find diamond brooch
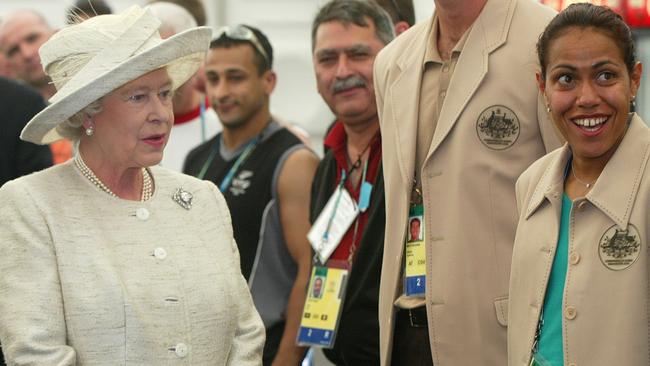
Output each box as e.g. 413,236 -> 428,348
172,188 -> 193,210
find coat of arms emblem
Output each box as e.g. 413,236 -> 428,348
599,224 -> 641,270
476,105 -> 520,150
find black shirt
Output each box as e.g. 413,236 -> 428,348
183,124 -> 302,279
0,77 -> 52,187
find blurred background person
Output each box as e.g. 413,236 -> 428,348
184,24 -> 318,366
148,0 -> 210,98
0,76 -> 52,187
0,17 -> 15,79
373,0 -> 414,35
65,0 -> 112,24
148,1 -> 221,172
0,9 -> 55,99
0,6 -> 264,365
147,0 -> 207,26
509,4 -> 649,366
0,9 -> 72,165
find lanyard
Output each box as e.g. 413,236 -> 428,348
199,98 -> 207,142
196,132 -> 262,190
217,138 -> 259,192
320,158 -> 371,265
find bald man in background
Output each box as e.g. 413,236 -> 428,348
0,10 -> 72,165
148,2 -> 221,171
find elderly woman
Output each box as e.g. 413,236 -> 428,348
0,6 -> 264,365
508,4 -> 648,366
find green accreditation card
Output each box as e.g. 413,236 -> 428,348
405,204 -> 425,297
297,261 -> 349,348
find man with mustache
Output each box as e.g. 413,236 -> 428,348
183,25 -> 319,366
308,1 -> 394,364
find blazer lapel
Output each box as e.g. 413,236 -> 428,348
588,115 -> 650,229
386,20 -> 432,185
426,0 -> 517,160
525,146 -> 570,220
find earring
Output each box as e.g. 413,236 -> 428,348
85,126 -> 94,136
631,95 -> 637,112
546,105 -> 551,113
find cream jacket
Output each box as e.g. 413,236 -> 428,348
0,161 -> 264,365
509,115 -> 650,366
373,0 -> 560,364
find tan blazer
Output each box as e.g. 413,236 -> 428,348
373,0 -> 560,364
509,115 -> 650,366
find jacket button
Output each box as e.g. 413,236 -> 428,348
577,201 -> 588,211
154,247 -> 167,260
174,343 -> 188,358
564,306 -> 577,320
569,252 -> 580,265
136,207 -> 150,220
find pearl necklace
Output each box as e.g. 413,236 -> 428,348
74,154 -> 153,201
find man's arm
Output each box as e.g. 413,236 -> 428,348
272,147 -> 320,366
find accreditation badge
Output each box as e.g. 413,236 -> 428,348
404,204 -> 426,297
307,186 -> 359,264
297,260 -> 349,348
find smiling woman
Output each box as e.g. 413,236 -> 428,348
0,5 -> 264,365
508,4 -> 650,366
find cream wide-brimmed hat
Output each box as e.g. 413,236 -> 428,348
21,5 -> 211,144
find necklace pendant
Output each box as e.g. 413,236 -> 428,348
173,187 -> 193,210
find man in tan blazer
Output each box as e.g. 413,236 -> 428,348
373,0 -> 561,364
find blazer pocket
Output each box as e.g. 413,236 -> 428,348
494,296 -> 508,326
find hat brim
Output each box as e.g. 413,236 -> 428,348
21,26 -> 212,144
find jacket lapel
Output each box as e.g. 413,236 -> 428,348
588,115 -> 650,229
386,20 -> 432,185
525,146 -> 570,220
426,0 -> 517,160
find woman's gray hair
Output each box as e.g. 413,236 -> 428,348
311,0 -> 395,51
55,99 -> 103,141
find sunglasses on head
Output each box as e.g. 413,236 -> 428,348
214,25 -> 270,65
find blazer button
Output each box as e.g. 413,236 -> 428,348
564,306 -> 577,320
154,247 -> 167,260
174,343 -> 188,358
569,252 -> 580,265
136,207 -> 150,221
